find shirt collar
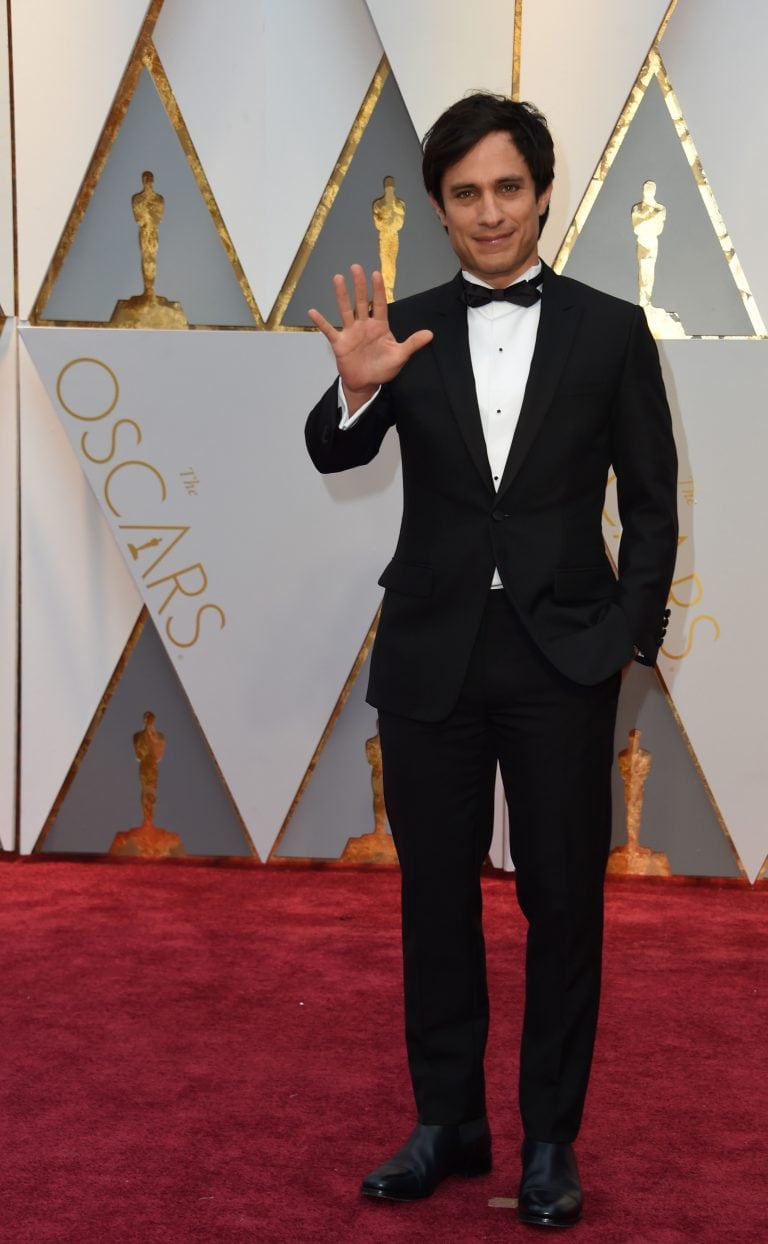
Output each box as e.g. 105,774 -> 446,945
460,260 -> 543,291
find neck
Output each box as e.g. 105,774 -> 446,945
462,259 -> 543,289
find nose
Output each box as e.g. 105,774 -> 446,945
477,190 -> 504,226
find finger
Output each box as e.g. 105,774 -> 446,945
401,328 -> 434,359
370,270 -> 389,320
307,307 -> 339,342
350,264 -> 371,320
333,273 -> 355,328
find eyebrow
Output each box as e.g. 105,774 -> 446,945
447,175 -> 525,194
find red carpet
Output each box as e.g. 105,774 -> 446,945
1,859 -> 765,1243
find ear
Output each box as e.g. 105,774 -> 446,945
428,193 -> 447,226
537,182 -> 553,214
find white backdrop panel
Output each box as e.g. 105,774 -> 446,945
24,329 -> 404,861
364,0 -> 514,142
660,0 -> 768,322
154,0 -> 383,321
18,335 -> 142,854
0,320 -> 17,850
0,2 -> 13,313
520,0 -> 670,261
655,341 -> 767,882
12,0 -> 148,318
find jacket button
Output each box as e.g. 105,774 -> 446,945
492,510 -> 507,522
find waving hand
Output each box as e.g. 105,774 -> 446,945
308,265 -> 433,415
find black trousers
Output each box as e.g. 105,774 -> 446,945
378,590 -> 620,1143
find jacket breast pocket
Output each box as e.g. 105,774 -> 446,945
378,560 -> 433,598
554,565 -> 617,603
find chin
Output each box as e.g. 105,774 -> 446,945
474,253 -> 518,274
480,266 -> 518,285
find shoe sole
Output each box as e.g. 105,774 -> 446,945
361,1161 -> 492,1202
518,1209 -> 582,1229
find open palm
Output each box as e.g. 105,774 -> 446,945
308,265 -> 433,409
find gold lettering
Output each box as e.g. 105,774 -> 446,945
56,357 -> 119,421
146,562 -> 208,614
81,418 -> 142,465
180,468 -> 200,496
679,478 -> 696,505
127,536 -> 162,560
118,524 -> 190,578
668,573 -> 704,609
104,460 -> 167,518
166,603 -> 226,649
662,614 -> 720,660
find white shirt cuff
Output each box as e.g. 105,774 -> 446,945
337,378 -> 381,429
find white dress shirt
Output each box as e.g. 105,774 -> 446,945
338,261 -> 543,588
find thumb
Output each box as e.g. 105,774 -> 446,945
401,329 -> 434,359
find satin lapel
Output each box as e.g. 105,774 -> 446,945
430,274 -> 494,491
496,266 -> 582,499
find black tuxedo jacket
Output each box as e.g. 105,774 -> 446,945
306,265 -> 678,721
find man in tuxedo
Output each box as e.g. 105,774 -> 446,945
305,93 -> 678,1229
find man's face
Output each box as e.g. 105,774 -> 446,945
430,131 -> 552,287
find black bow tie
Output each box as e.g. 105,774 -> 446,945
461,276 -> 542,308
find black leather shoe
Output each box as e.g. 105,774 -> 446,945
361,1119 -> 492,1201
518,1139 -> 583,1228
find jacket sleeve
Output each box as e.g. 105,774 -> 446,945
305,379 -> 396,475
611,305 -> 679,665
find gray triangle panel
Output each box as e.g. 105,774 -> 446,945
41,69 -> 254,326
563,76 -> 752,337
274,645 -> 392,859
40,617 -> 253,856
610,663 -> 741,877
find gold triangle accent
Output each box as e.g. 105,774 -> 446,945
554,17 -> 765,339
511,0 -> 523,102
267,58 -> 390,330
29,0 -> 263,329
33,606 -> 260,858
655,0 -> 679,45
6,0 -> 19,319
553,0 -> 674,278
268,606 -> 380,861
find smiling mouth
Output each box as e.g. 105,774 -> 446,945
475,234 -> 512,246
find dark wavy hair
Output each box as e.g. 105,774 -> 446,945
422,93 -> 555,235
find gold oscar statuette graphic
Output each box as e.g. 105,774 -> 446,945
631,180 -> 687,340
607,728 -> 671,877
111,171 -> 188,328
372,176 -> 405,303
110,711 -> 186,858
341,724 -> 399,865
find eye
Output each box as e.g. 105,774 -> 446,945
500,182 -> 520,194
